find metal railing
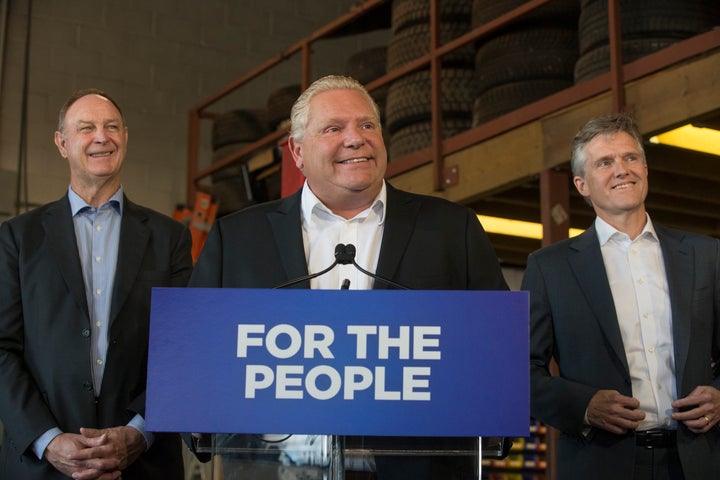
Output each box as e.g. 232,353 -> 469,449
185,0 -> 720,205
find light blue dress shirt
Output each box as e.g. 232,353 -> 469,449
33,187 -> 152,459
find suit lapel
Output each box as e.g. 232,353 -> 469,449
109,196 -> 150,323
656,226 -> 692,390
568,226 -> 630,373
42,196 -> 89,319
267,191 -> 309,285
374,184 -> 420,289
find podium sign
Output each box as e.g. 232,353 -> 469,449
146,288 -> 528,437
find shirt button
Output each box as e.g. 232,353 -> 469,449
96,289 -> 102,295
96,359 -> 103,366
95,256 -> 102,262
96,322 -> 101,328
96,225 -> 102,232
648,346 -> 655,353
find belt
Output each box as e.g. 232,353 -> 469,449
635,429 -> 677,448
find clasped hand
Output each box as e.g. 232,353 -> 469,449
45,426 -> 145,480
586,389 -> 645,434
671,385 -> 720,433
587,386 -> 720,435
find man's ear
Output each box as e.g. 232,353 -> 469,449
287,136 -> 303,171
54,131 -> 68,158
573,175 -> 587,196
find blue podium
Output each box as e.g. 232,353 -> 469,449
147,288 -> 529,479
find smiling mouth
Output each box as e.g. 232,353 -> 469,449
89,152 -> 114,158
338,157 -> 369,165
612,182 -> 635,190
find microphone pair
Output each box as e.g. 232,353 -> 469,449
334,243 -> 356,265
274,243 -> 409,290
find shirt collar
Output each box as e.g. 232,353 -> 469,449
595,213 -> 657,246
68,186 -> 123,216
300,180 -> 386,224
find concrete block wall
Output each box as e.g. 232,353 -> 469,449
0,0 -> 390,217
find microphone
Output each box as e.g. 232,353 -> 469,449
273,244 -> 354,289
344,244 -> 410,290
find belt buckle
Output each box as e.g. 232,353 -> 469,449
637,429 -> 671,449
644,430 -> 662,449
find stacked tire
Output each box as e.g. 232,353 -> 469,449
471,0 -> 579,126
345,46 -> 390,145
575,0 -> 720,83
266,84 -> 301,132
385,0 -> 476,160
210,109 -> 268,216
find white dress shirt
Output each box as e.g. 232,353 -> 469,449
300,181 -> 386,290
596,214 -> 677,430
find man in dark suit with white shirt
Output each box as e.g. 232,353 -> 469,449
189,75 -> 508,479
523,113 -> 720,479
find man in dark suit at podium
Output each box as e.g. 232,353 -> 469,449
189,75 -> 508,479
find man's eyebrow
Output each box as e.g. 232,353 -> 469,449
75,118 -> 122,125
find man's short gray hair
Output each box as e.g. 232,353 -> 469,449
570,112 -> 645,178
57,88 -> 125,133
289,75 -> 381,142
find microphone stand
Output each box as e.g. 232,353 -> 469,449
273,244 -> 354,289
273,244 -> 410,290
344,244 -> 410,290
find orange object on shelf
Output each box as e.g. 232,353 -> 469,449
174,191 -> 218,264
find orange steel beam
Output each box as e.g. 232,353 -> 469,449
185,0 -> 392,202
186,0 -> 720,202
189,0 -> 390,114
386,28 -> 720,179
301,43 -> 311,90
193,129 -> 288,183
186,0 -> 558,200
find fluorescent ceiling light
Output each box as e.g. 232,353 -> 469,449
477,215 -> 584,240
649,124 -> 720,156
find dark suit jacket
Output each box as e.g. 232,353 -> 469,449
523,223 -> 720,480
190,183 -> 507,291
0,194 -> 193,479
188,184 -> 508,478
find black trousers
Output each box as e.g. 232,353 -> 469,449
633,445 -> 684,480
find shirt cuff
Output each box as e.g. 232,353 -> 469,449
33,428 -> 63,459
128,414 -> 154,450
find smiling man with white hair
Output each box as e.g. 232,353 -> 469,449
189,75 -> 508,479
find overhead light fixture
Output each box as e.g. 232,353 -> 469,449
477,215 -> 584,240
648,124 -> 720,156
